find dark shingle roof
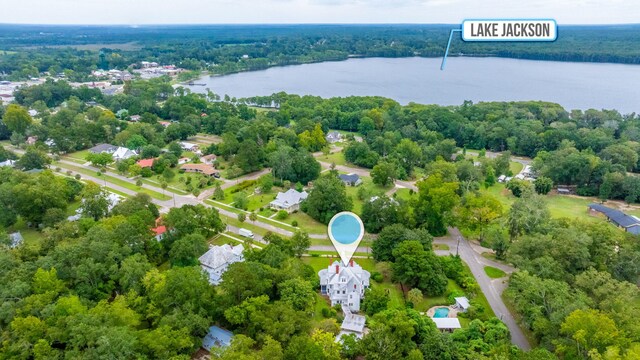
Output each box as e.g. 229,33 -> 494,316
339,173 -> 360,183
589,203 -> 640,228
89,143 -> 117,153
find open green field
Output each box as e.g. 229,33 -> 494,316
317,151 -> 348,166
144,170 -> 218,195
65,150 -> 91,162
286,211 -> 327,234
221,184 -> 279,212
143,177 -> 190,195
484,266 -> 507,279
482,183 -> 598,222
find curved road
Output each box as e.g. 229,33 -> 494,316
445,228 -> 530,350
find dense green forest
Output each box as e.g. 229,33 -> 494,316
2,78 -> 640,359
1,24 -> 640,81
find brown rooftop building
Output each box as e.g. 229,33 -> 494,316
180,163 -> 216,176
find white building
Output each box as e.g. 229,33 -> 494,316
199,244 -> 244,285
8,232 -> 24,248
432,318 -> 461,332
319,260 -> 370,312
454,296 -> 470,312
270,189 -> 308,213
180,142 -> 199,151
113,147 -> 137,161
326,131 -> 342,143
0,160 -> 16,168
336,306 -> 366,342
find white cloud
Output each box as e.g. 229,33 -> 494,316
0,0 -> 637,24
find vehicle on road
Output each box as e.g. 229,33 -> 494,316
238,228 -> 254,238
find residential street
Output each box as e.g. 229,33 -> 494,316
444,228 -> 530,350
16,144 -> 529,349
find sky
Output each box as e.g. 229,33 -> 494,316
0,0 -> 638,25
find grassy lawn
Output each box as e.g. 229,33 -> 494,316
306,251 -> 371,257
344,176 -> 392,215
210,234 -> 242,247
142,177 -> 190,195
412,279 -> 463,312
433,243 -> 450,251
65,200 -> 82,216
221,184 -> 279,211
312,293 -> 333,322
285,212 -> 327,234
55,162 -> 170,200
394,188 -> 417,202
66,150 -> 91,162
7,218 -> 44,251
318,151 -> 348,166
482,183 -> 599,222
143,171 -> 220,195
484,266 -> 507,279
510,161 -> 524,175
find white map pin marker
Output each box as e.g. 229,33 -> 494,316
328,211 -> 364,264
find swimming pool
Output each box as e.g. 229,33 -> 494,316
433,307 -> 450,318
329,212 -> 363,245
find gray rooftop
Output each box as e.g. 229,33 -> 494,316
339,173 -> 360,183
89,143 -> 118,154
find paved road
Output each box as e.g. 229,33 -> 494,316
53,159 -> 309,239
446,227 -> 530,350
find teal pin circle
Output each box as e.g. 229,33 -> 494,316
328,212 -> 364,245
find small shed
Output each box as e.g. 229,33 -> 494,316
8,232 -> 24,248
202,326 -> 233,351
454,296 -> 470,312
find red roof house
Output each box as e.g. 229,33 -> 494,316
136,158 -> 155,168
151,218 -> 167,241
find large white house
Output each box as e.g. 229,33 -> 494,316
199,244 -> 244,285
113,147 -> 137,161
319,260 -> 370,312
270,189 -> 308,213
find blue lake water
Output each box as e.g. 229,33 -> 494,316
186,57 -> 640,114
329,213 -> 363,245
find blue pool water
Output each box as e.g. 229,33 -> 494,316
329,213 -> 363,244
433,307 -> 450,318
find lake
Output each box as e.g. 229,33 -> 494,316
185,57 -> 640,114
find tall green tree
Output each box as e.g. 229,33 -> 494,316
3,104 -> 33,134
391,240 -> 447,296
301,174 -> 352,224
